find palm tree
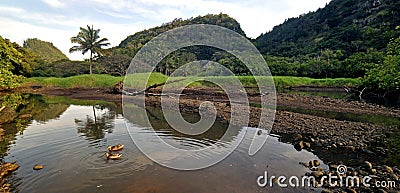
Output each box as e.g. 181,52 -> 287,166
69,25 -> 110,75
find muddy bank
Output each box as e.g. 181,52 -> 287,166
16,86 -> 400,118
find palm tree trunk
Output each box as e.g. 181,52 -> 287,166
90,51 -> 93,75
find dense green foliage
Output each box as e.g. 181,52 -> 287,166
254,0 -> 400,57
362,35 -> 400,96
70,25 -> 110,75
107,14 -> 250,76
252,0 -> 400,80
0,36 -> 38,89
113,13 -> 246,57
23,38 -> 68,63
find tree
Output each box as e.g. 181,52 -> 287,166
0,36 -> 31,90
69,25 -> 110,75
362,33 -> 400,97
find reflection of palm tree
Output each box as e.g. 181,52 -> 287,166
75,105 -> 115,141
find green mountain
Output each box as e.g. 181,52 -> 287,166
254,0 -> 400,57
23,38 -> 68,63
104,13 -> 251,75
113,13 -> 246,57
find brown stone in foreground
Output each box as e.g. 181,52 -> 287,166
0,162 -> 20,178
33,164 -> 44,170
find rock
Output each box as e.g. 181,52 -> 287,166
294,141 -> 304,151
376,189 -> 387,193
311,132 -> 318,137
313,160 -> 321,167
321,189 -> 334,193
389,174 -> 398,181
304,142 -> 311,148
383,165 -> 393,173
311,171 -> 324,178
344,146 -> 356,152
346,188 -> 357,193
18,114 -> 32,119
293,134 -> 302,141
329,164 -> 338,171
0,162 -> 20,178
370,169 -> 377,174
362,161 -> 373,170
33,164 -> 44,170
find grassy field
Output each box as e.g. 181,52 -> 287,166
24,73 -> 360,90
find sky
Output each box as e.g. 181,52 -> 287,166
0,0 -> 330,60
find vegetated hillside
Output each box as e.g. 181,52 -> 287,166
23,38 -> 68,63
254,0 -> 400,57
112,13 -> 246,57
106,13 -> 253,76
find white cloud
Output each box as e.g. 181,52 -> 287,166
41,0 -> 65,8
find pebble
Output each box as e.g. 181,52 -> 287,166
383,165 -> 393,173
293,134 -> 302,141
389,173 -> 398,181
362,161 -> 373,170
294,141 -> 304,151
33,164 -> 44,170
345,188 -> 357,193
321,189 -> 334,193
304,142 -> 311,148
344,146 -> 355,152
311,171 -> 324,178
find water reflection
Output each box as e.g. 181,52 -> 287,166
1,94 -> 329,193
75,105 -> 116,141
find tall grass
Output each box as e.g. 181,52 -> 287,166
26,74 -> 123,88
25,74 -> 360,90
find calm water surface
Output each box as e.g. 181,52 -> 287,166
3,95 -> 325,193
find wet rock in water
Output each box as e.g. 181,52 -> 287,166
0,162 -> 20,178
309,160 -> 321,168
33,164 -> 44,170
313,160 -> 321,167
293,134 -> 302,141
362,161 -> 373,170
294,141 -> 304,151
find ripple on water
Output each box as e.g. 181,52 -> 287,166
79,146 -> 153,179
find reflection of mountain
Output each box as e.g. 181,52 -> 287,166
33,103 -> 69,123
75,105 -> 116,141
123,104 -> 241,145
0,93 -> 71,157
